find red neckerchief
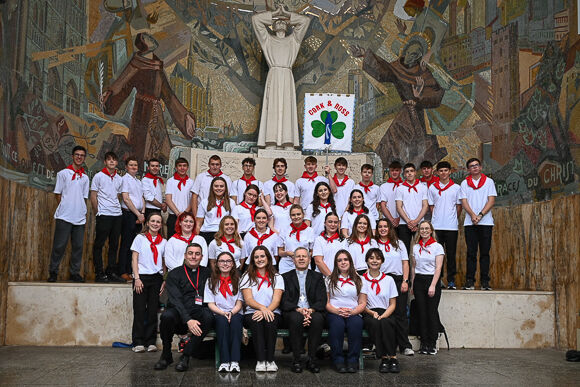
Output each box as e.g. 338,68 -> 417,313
377,238 -> 391,252
419,237 -> 436,255
387,177 -> 402,190
354,236 -> 371,253
215,200 -> 224,217
173,172 -> 189,191
338,277 -> 354,287
434,180 -> 454,196
256,272 -> 272,290
420,175 -> 439,187
272,175 -> 288,183
301,171 -> 318,182
275,201 -> 292,208
290,222 -> 308,241
333,174 -> 349,187
466,174 -> 487,190
172,233 -> 195,244
320,202 -> 331,213
145,233 -> 163,265
208,169 -> 223,178
145,172 -> 163,187
221,236 -> 236,253
219,276 -> 233,297
359,181 -> 374,193
322,231 -> 340,243
353,208 -> 365,215
241,201 -> 256,221
102,167 -> 116,180
403,179 -> 419,193
249,228 -> 275,246
67,165 -> 84,180
240,175 -> 256,186
364,272 -> 386,295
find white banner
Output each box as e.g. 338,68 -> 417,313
302,93 -> 355,152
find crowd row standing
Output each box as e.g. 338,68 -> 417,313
48,146 -> 497,373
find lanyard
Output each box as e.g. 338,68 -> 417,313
184,266 -> 200,293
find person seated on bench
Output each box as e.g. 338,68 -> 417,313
326,250 -> 368,373
154,243 -> 214,372
204,251 -> 243,373
240,246 -> 285,372
281,247 -> 327,373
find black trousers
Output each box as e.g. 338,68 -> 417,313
49,219 -> 85,276
118,210 -> 140,276
166,214 -> 178,239
464,225 -> 493,283
284,311 -> 325,362
396,226 -> 416,255
132,273 -> 163,346
363,308 -> 396,357
387,274 -> 412,351
159,306 -> 215,358
413,274 -> 441,347
199,231 -> 216,246
436,230 -> 458,283
93,215 -> 122,275
144,208 -> 161,220
244,313 -> 281,362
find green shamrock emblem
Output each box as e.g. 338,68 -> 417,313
311,111 -> 346,144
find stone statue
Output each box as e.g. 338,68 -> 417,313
252,6 -> 310,150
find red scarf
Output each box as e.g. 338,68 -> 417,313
208,169 -> 223,178
272,175 -> 288,183
221,237 -> 236,253
256,272 -> 271,290
290,222 -> 308,241
419,237 -> 436,255
364,272 -> 386,295
219,276 -> 233,297
353,208 -> 365,216
172,233 -> 195,244
338,277 -> 354,287
102,167 -> 116,180
241,201 -> 256,221
240,175 -> 256,186
67,165 -> 84,180
145,172 -> 163,187
215,200 -> 224,217
146,233 -> 163,265
359,181 -> 374,193
173,172 -> 189,191
420,175 -> 439,187
403,179 -> 419,193
466,174 -> 487,190
377,239 -> 391,252
301,171 -> 318,182
333,174 -> 349,187
354,236 -> 371,253
322,232 -> 340,243
250,228 -> 275,246
275,201 -> 292,208
434,180 -> 454,196
387,177 -> 402,190
320,202 -> 331,213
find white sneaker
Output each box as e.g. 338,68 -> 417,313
403,348 -> 415,356
230,362 -> 240,373
255,361 -> 267,372
218,363 -> 230,372
266,361 -> 278,372
132,345 -> 145,353
147,345 -> 157,352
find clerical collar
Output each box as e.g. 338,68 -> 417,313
296,269 -> 308,276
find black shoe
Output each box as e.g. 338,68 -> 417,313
336,364 -> 347,373
481,282 -> 492,291
419,343 -> 428,354
154,355 -> 174,370
346,364 -> 357,373
70,274 -> 85,283
95,273 -> 109,283
306,360 -> 320,373
47,272 -> 57,283
175,355 -> 190,372
282,346 -> 292,354
108,273 -> 125,283
291,362 -> 303,373
463,280 -> 474,290
379,359 -> 389,373
389,358 -> 400,373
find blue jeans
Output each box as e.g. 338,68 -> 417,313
327,312 -> 363,367
214,313 -> 243,363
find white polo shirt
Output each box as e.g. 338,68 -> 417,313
270,202 -> 292,232
340,211 -> 377,236
363,272 -> 398,310
278,225 -> 315,274
208,239 -> 244,268
204,281 -> 242,313
412,241 -> 445,275
231,203 -> 262,233
305,204 -> 334,235
130,233 -> 166,275
142,175 -> 164,210
346,238 -> 378,271
326,274 -> 367,309
380,180 -> 403,219
242,228 -> 281,260
121,173 -> 144,211
357,182 -> 381,219
164,234 -> 208,271
240,272 -> 285,314
394,181 -> 428,225
459,175 -> 497,226
165,175 -> 194,214
332,176 -> 355,216
91,170 -> 122,216
428,182 -> 461,231
294,175 -> 329,209
312,234 -> 347,274
378,240 -> 408,275
197,198 -> 236,232
231,177 -> 264,204
191,171 -> 233,202
264,178 -> 296,205
53,168 -> 90,225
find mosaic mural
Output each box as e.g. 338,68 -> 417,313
0,0 -> 578,204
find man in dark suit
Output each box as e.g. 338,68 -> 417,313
281,247 -> 327,373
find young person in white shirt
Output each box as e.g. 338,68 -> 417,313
142,158 -> 167,219
240,246 -> 285,372
340,189 -> 376,238
428,161 -> 461,289
190,155 -> 233,216
395,163 -> 428,253
419,160 -> 439,188
117,156 -> 145,282
242,209 -> 280,265
346,214 -> 378,274
313,212 -> 347,276
232,184 -> 271,237
379,161 -> 404,230
357,163 -> 381,220
165,211 -> 208,271
411,221 -> 444,355
294,156 -> 329,210
195,176 -> 236,245
269,182 -> 293,232
459,157 -> 497,290
204,251 -> 243,373
325,250 -> 367,373
231,157 -> 264,204
208,216 -> 244,269
328,157 -> 355,216
165,157 -> 194,237
264,158 -> 296,205
90,151 -> 123,283
48,145 -> 90,283
304,182 -> 337,235
130,213 -> 166,353
362,248 -> 400,373
278,205 -> 315,274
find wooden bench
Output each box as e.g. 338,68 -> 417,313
206,329 -> 370,370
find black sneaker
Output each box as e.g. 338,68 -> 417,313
70,274 -> 85,283
388,358 -> 400,373
95,273 -> 109,283
481,282 -> 492,290
463,280 -> 475,290
418,343 -> 428,354
378,358 -> 389,373
427,346 -> 438,355
47,272 -> 57,283
108,273 -> 126,283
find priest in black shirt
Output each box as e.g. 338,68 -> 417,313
154,243 -> 214,371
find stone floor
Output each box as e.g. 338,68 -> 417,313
0,346 -> 578,386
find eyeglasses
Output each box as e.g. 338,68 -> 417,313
217,260 -> 234,265
73,153 -> 86,158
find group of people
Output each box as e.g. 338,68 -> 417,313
48,147 -> 497,374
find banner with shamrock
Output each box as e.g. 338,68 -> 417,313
302,93 -> 355,152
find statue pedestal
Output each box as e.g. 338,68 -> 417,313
257,148 -> 302,160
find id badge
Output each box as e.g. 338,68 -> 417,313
195,296 -> 203,305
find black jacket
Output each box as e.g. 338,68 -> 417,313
165,264 -> 211,324
281,269 -> 327,313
